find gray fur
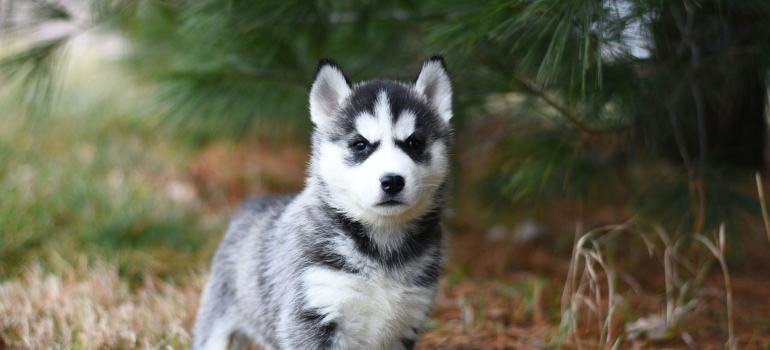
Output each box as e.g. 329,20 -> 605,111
193,57 -> 452,350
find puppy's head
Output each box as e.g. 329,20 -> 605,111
308,56 -> 453,226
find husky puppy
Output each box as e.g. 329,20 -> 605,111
192,56 -> 453,350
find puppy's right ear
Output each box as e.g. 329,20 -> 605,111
309,59 -> 352,127
414,55 -> 452,123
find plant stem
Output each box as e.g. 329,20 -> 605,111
696,226 -> 735,349
755,172 -> 770,246
717,225 -> 735,350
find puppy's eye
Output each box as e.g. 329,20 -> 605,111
351,140 -> 369,152
407,137 -> 423,150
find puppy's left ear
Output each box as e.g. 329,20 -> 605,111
414,55 -> 453,123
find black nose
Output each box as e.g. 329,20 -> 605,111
380,174 -> 405,195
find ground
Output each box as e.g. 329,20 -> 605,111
4,137 -> 769,349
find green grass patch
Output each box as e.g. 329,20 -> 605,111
0,44 -> 226,281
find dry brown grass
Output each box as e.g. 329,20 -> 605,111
1,242 -> 768,350
0,258 -> 203,349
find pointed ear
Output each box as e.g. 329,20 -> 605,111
414,55 -> 452,123
309,59 -> 352,127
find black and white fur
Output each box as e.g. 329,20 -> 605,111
192,56 -> 453,350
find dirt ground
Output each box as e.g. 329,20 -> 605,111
419,233 -> 770,349
186,140 -> 770,349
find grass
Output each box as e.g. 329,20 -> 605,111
696,225 -> 735,350
0,259 -> 203,349
0,41 -> 227,281
556,220 -> 721,349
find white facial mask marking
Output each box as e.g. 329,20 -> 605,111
392,111 -> 415,141
316,89 -> 447,227
355,113 -> 380,143
354,92 -> 401,144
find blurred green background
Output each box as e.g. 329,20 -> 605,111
2,0 -> 770,290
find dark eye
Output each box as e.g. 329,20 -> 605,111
407,137 -> 423,150
351,139 -> 369,152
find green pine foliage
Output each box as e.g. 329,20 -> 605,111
3,0 -> 770,236
116,0 -> 438,140
432,0 -> 770,234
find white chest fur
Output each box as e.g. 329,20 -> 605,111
301,267 -> 434,349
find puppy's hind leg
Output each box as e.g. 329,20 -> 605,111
191,306 -> 242,350
192,273 -> 242,350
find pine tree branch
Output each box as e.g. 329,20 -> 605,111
516,76 -> 605,135
665,88 -> 693,170
690,82 -> 708,162
671,1 -> 707,163
161,70 -> 307,87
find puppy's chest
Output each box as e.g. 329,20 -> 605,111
302,266 -> 434,346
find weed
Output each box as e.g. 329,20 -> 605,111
556,220 -> 735,349
696,225 -> 735,350
756,172 -> 770,246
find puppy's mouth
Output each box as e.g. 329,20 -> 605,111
377,200 -> 405,207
